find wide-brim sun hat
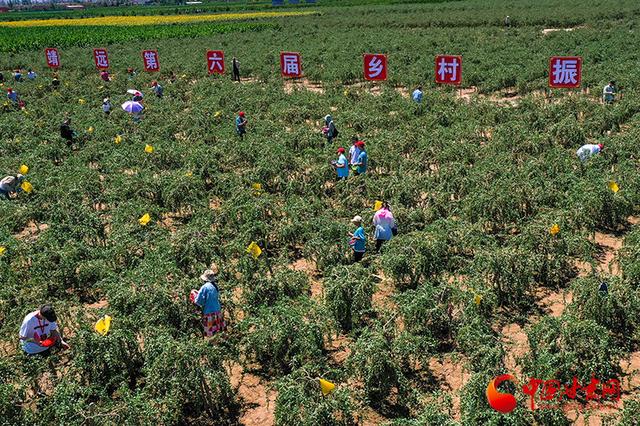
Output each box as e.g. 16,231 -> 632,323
200,269 -> 217,282
351,215 -> 363,223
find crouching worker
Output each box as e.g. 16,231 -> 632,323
191,268 -> 226,338
19,305 -> 70,355
0,174 -> 24,200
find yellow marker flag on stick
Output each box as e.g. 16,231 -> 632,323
252,183 -> 263,195
214,110 -> 222,118
20,181 -> 33,193
549,224 -> 560,236
87,126 -> 94,134
19,164 -> 29,175
374,200 -> 383,211
139,213 -> 151,226
246,242 -> 262,259
319,378 -> 336,395
114,135 -> 122,144
144,144 -> 154,154
95,315 -> 112,336
0,246 -> 6,256
608,181 -> 620,193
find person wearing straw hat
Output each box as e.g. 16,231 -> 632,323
0,174 -> 24,200
191,268 -> 226,337
19,304 -> 70,355
323,114 -> 338,144
348,215 -> 366,262
332,147 -> 349,180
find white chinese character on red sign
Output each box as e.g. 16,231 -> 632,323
363,54 -> 387,81
207,50 -> 225,75
435,55 -> 462,85
549,56 -> 582,88
45,48 -> 60,68
280,52 -> 302,78
142,50 -> 160,72
93,49 -> 109,70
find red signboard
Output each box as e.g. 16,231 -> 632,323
207,50 -> 225,75
142,50 -> 160,72
93,48 -> 109,70
435,54 -> 462,85
280,52 -> 302,78
363,54 -> 387,81
549,56 -> 582,88
45,48 -> 60,69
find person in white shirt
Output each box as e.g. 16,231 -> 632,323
576,143 -> 603,162
102,97 -> 111,115
603,81 -> 617,104
0,173 -> 24,199
348,136 -> 362,166
19,305 -> 70,355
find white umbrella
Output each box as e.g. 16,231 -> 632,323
127,89 -> 143,98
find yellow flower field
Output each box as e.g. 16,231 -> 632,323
0,10 -> 317,28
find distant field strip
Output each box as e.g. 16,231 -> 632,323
0,10 -> 317,27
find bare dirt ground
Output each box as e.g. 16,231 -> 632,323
13,221 -> 49,241
429,354 -> 472,421
229,362 -> 277,426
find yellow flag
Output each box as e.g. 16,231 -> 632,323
343,89 -> 349,97
144,144 -> 154,154
608,181 -> 620,193
87,126 -> 94,134
319,378 -> 336,395
252,183 -> 263,195
139,213 -> 151,226
214,110 -> 222,118
185,171 -> 193,177
549,224 -> 560,236
374,200 -> 383,211
0,246 -> 6,256
95,315 -> 112,336
78,98 -> 86,105
246,241 -> 262,259
21,181 -> 33,193
474,294 -> 482,306
19,164 -> 29,175
114,135 -> 122,144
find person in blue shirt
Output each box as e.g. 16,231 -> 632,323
6,88 -> 18,104
151,81 -> 163,98
27,69 -> 37,81
412,86 -> 423,103
353,141 -> 368,175
13,69 -> 22,82
332,147 -> 349,180
348,215 -> 366,262
236,111 -> 247,139
192,268 -> 225,337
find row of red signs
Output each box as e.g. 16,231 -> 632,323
43,48 -> 584,89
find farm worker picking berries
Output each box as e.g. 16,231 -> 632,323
323,115 -> 338,144
7,88 -> 18,104
13,69 -> 22,82
132,91 -> 143,102
236,111 -> 248,139
603,81 -> 617,104
27,69 -> 37,81
348,136 -> 362,166
191,268 -> 226,338
412,86 -> 423,103
60,118 -> 77,147
51,75 -> 60,90
576,143 -> 603,162
0,174 -> 24,200
332,147 -> 349,180
352,141 -> 368,175
349,215 -> 366,262
127,67 -> 137,79
151,81 -> 163,98
102,97 -> 111,116
19,305 -> 70,355
100,70 -> 110,82
232,57 -> 241,82
373,202 -> 397,253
